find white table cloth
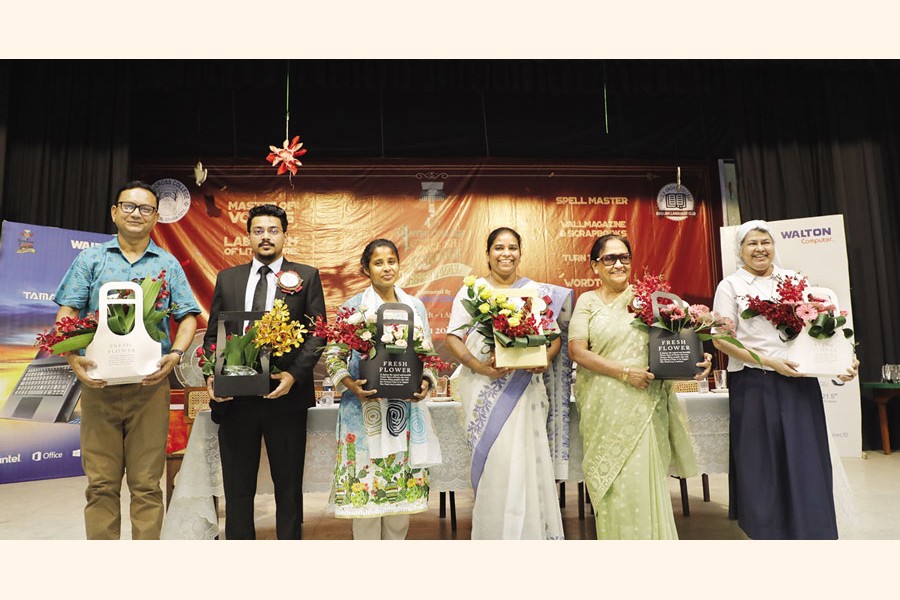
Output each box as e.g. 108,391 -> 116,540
161,392 -> 730,539
303,400 -> 471,493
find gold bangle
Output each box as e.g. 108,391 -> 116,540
622,367 -> 630,382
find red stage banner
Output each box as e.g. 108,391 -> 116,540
138,160 -> 720,374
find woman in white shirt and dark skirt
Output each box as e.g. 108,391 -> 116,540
712,220 -> 858,539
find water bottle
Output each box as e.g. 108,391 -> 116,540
321,376 -> 334,406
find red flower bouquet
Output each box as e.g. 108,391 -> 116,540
454,276 -> 559,351
741,274 -> 853,342
628,269 -> 758,376
36,270 -> 177,354
311,305 -> 452,373
629,269 -> 737,337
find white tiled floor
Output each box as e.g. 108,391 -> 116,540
1,451 -> 899,540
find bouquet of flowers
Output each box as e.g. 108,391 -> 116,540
196,299 -> 307,377
740,274 -> 853,342
454,275 -> 559,351
36,270 -> 177,354
310,305 -> 453,373
628,269 -> 759,365
629,269 -> 735,338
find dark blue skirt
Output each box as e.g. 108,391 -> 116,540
728,368 -> 838,539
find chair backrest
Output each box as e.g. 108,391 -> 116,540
671,380 -> 699,393
183,387 -> 211,423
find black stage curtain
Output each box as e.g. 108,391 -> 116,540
0,60 -> 130,233
727,62 -> 900,383
1,59 -> 898,385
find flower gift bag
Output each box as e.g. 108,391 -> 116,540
647,291 -> 704,380
358,303 -> 424,399
212,310 -> 271,397
786,286 -> 855,377
85,281 -> 162,385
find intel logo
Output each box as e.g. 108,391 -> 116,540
0,453 -> 22,464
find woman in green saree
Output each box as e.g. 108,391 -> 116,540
568,234 -> 710,539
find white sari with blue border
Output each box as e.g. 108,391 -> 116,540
447,277 -> 572,540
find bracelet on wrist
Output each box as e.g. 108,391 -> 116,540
621,366 -> 630,382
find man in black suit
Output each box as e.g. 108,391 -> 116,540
205,204 -> 326,539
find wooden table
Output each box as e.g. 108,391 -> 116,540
862,382 -> 900,454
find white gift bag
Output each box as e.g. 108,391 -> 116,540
786,286 -> 854,377
85,281 -> 162,385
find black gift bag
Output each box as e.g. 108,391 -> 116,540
357,303 -> 424,399
647,292 -> 703,380
213,310 -> 271,397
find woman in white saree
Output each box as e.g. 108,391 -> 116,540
446,227 -> 571,540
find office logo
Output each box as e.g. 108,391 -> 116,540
655,183 -> 697,222
151,178 -> 192,224
31,451 -> 65,462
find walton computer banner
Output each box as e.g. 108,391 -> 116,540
139,161 -> 721,370
720,215 -> 861,457
0,221 -> 111,483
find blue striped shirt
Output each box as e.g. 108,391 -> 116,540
54,236 -> 201,354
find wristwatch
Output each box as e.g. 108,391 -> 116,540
170,348 -> 185,363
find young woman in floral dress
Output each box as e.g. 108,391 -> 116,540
323,239 -> 441,540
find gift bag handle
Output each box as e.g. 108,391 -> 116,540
214,311 -> 271,377
377,303 -> 416,346
651,291 -> 688,321
804,286 -> 840,313
96,281 -> 148,339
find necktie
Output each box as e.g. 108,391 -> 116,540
251,265 -> 271,312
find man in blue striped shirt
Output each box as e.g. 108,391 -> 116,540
54,180 -> 200,540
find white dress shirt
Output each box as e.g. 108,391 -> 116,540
712,265 -> 801,372
244,257 -> 284,312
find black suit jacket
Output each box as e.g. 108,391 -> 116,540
205,259 -> 326,421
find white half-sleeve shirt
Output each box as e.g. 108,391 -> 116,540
712,265 -> 801,372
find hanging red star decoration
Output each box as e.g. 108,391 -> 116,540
266,135 -> 307,176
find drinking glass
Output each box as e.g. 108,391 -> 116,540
883,364 -> 892,383
892,365 -> 900,384
713,369 -> 727,390
696,378 -> 709,393
436,375 -> 449,397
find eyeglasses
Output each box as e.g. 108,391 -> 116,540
250,226 -> 284,237
595,253 -> 632,266
116,202 -> 157,217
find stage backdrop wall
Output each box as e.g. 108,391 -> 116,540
0,221 -> 110,483
138,160 -> 722,384
720,215 -> 861,457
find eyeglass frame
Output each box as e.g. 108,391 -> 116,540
593,253 -> 633,266
116,201 -> 158,217
249,226 -> 284,237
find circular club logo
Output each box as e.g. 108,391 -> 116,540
151,178 -> 191,224
655,183 -> 696,222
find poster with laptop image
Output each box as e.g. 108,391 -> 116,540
0,221 -> 109,483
